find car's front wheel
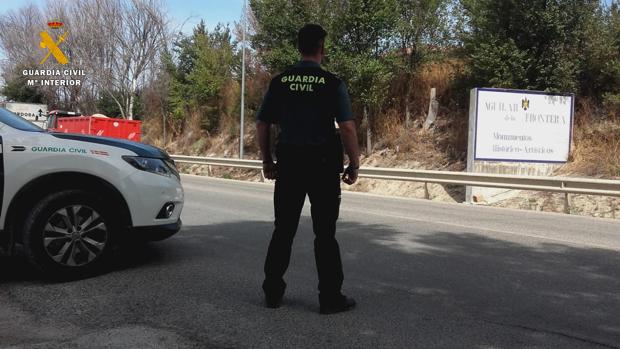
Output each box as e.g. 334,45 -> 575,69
22,190 -> 115,279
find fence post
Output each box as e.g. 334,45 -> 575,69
564,193 -> 571,214
424,88 -> 438,130
424,182 -> 430,200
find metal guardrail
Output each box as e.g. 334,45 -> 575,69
170,155 -> 620,198
172,155 -> 263,170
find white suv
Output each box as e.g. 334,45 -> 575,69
0,108 -> 183,278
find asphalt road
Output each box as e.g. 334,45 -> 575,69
1,174 -> 620,348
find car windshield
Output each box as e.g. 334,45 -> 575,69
0,107 -> 44,132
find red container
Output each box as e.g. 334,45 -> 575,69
55,116 -> 142,142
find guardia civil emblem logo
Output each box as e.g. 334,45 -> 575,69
39,19 -> 69,65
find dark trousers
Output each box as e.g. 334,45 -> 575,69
263,147 -> 344,299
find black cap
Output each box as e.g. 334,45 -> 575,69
298,24 -> 327,55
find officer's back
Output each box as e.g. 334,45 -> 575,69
267,63 -> 342,147
256,23 -> 359,315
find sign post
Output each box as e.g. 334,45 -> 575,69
466,88 -> 575,203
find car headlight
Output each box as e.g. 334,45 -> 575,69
123,156 -> 173,177
164,158 -> 181,180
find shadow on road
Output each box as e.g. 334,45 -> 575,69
0,242 -> 178,284
1,219 -> 619,348
175,219 -> 620,348
345,220 -> 620,348
137,217 -> 620,347
0,256 -> 40,283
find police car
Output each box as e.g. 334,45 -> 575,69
0,108 -> 183,278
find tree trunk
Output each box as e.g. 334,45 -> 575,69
404,79 -> 412,128
365,106 -> 372,156
128,95 -> 134,120
424,87 -> 438,130
106,89 -> 125,119
162,110 -> 167,146
128,79 -> 137,120
405,102 -> 411,129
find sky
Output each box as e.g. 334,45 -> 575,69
165,0 -> 244,34
0,0 -> 616,34
0,0 -> 244,33
0,0 -> 616,38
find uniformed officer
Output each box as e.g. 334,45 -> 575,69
256,24 -> 361,315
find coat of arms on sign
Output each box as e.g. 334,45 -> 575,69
521,98 -> 530,111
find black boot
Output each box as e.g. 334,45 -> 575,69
263,279 -> 285,309
265,295 -> 283,309
319,294 -> 356,314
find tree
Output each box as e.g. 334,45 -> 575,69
0,4 -> 41,67
601,2 -> 620,112
69,0 -> 168,119
0,4 -> 75,108
250,0 -> 330,72
167,22 -> 239,131
328,0 -> 397,154
460,0 -> 601,93
96,92 -> 124,117
394,0 -> 451,127
250,0 -> 399,153
0,0 -> 169,117
1,66 -> 44,103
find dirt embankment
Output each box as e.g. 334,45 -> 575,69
149,118 -> 618,220
143,62 -> 619,220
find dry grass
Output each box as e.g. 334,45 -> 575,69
410,60 -> 463,114
372,119 -> 465,170
143,60 -> 617,182
373,60 -> 467,171
140,112 -> 164,147
377,62 -> 619,178
567,123 -> 620,178
560,98 -> 620,179
139,61 -> 619,219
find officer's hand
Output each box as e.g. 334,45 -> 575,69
263,161 -> 277,180
342,165 -> 359,185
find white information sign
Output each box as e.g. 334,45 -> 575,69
474,88 -> 574,163
4,102 -> 48,120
